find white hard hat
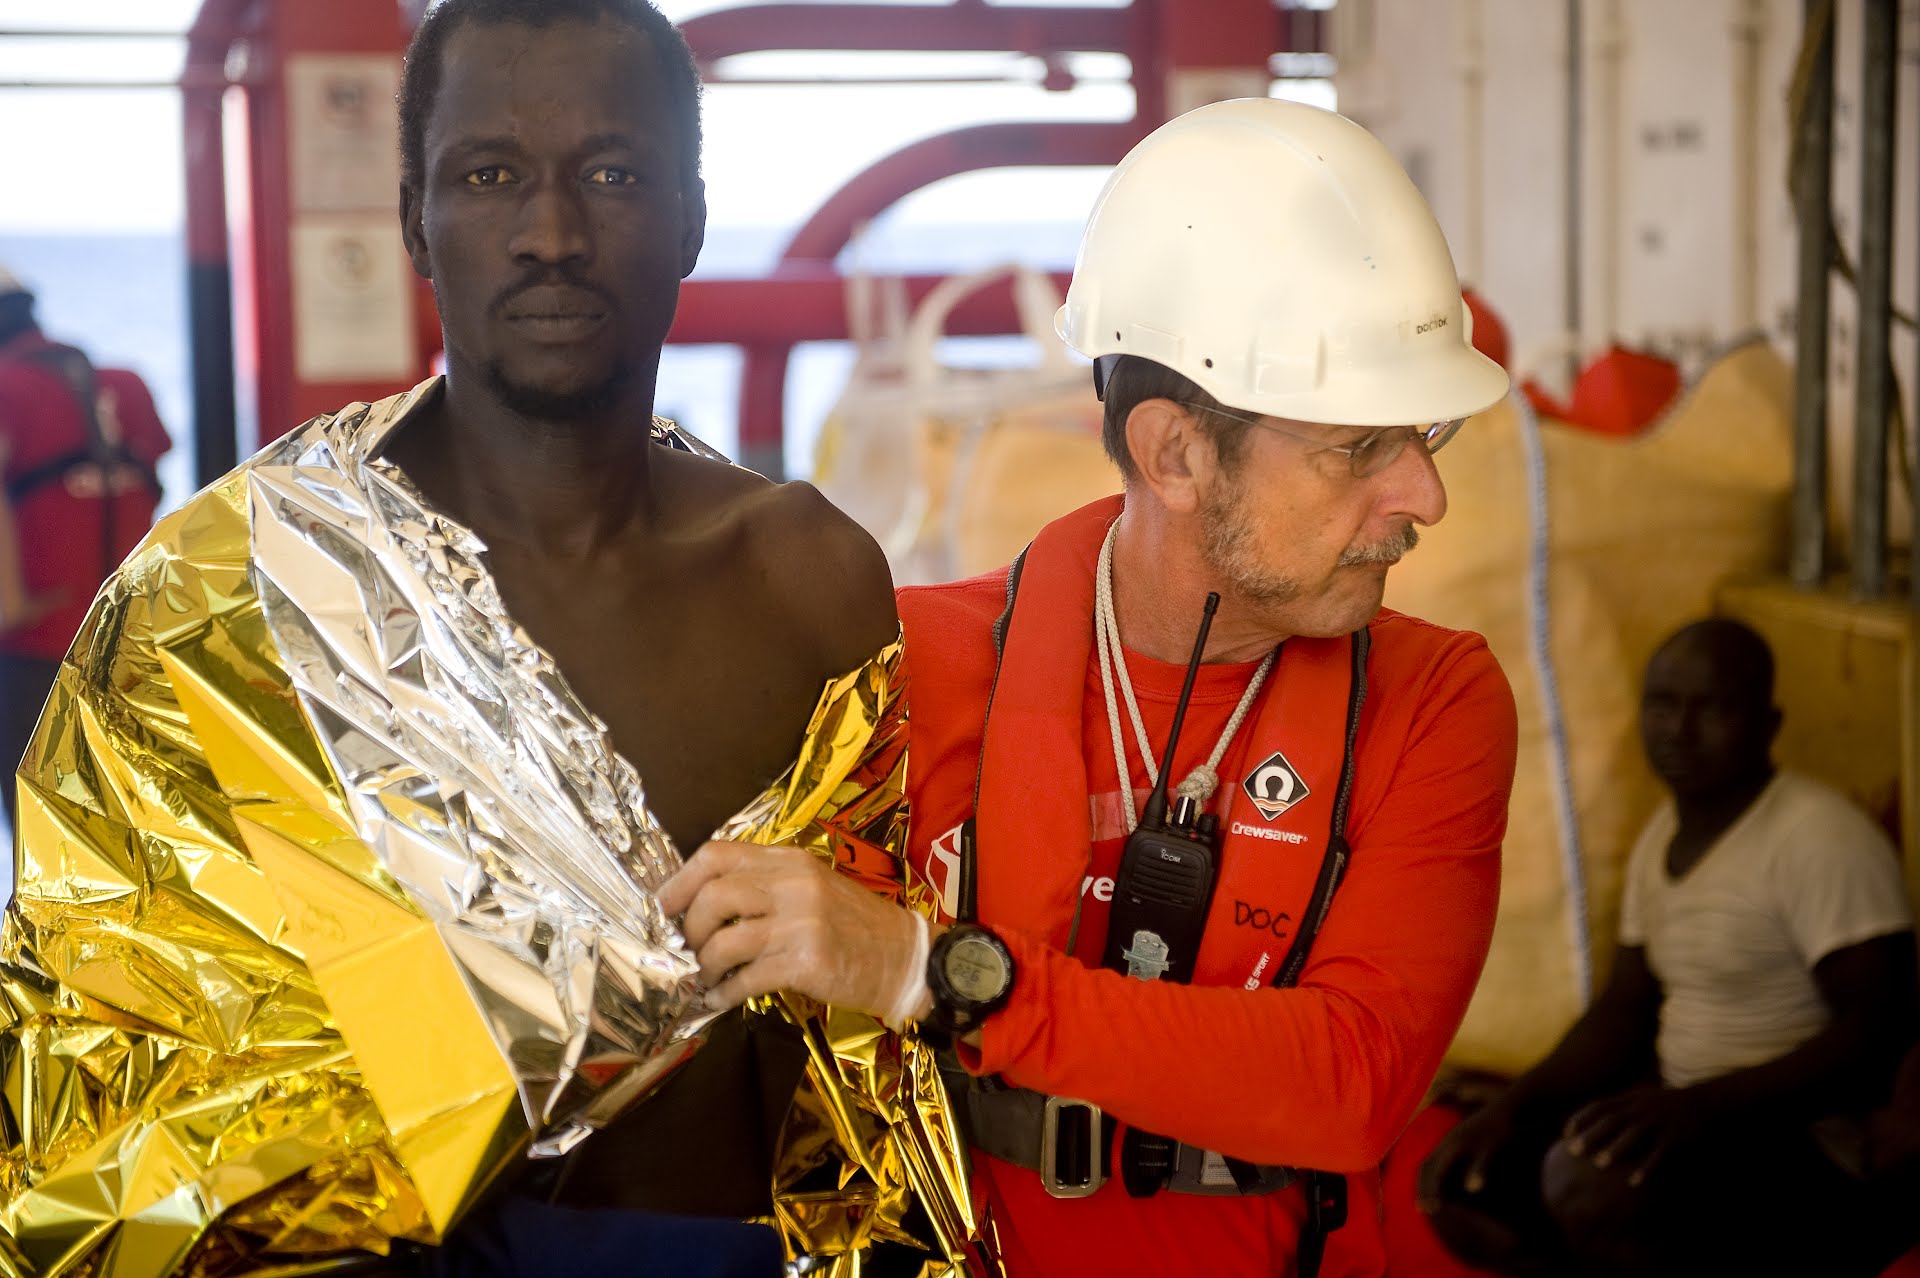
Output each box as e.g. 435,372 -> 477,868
0,264 -> 29,299
1056,98 -> 1510,427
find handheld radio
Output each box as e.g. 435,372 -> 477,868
1100,592 -> 1224,986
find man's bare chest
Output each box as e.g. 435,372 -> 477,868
506,580 -> 835,852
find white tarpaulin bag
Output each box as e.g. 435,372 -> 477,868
813,264 -> 1116,584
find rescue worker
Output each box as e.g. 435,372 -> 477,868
663,98 -> 1521,1276
0,264 -> 170,826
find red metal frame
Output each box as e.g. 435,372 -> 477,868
727,120 -> 1144,474
675,2 -> 1135,59
672,267 -> 1074,344
183,0 -> 1314,476
183,0 -> 243,480
227,0 -> 416,440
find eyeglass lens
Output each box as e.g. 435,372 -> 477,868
1352,420 -> 1464,477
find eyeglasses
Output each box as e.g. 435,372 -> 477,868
1179,403 -> 1465,479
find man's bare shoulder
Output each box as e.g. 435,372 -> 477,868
752,478 -> 899,671
657,448 -> 897,670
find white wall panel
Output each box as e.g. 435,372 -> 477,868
1337,0 -> 1917,554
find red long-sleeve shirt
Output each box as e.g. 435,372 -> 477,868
899,496 -> 1516,1277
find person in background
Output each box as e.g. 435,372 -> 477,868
0,264 -> 170,827
1419,617 -> 1918,1277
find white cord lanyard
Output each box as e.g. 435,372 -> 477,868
1094,521 -> 1277,835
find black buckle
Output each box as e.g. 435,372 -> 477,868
1040,1095 -> 1104,1198
1308,1170 -> 1348,1232
1169,1145 -> 1294,1196
1119,1127 -> 1175,1198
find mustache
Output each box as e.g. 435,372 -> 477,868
492,269 -> 617,315
1337,524 -> 1420,566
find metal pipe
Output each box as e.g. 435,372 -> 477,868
735,119 -> 1140,477
0,28 -> 183,37
672,268 -> 1076,346
1460,0 -> 1486,287
677,3 -> 1134,61
182,82 -> 237,489
1789,0 -> 1834,588
0,78 -> 220,90
702,73 -> 1085,88
1565,0 -> 1584,386
1596,0 -> 1625,344
1730,0 -> 1768,334
182,0 -> 238,492
1850,0 -> 1898,598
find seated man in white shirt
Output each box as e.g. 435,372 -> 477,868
1419,617 -> 1918,1278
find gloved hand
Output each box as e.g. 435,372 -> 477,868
658,841 -> 934,1026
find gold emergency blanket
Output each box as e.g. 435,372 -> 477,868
0,381 -> 987,1278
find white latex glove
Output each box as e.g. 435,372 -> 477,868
659,841 -> 933,1026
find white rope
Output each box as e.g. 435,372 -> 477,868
1094,522 -> 1276,834
1512,389 -> 1595,1003
1095,525 -> 1152,830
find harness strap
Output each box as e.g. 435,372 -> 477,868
1272,625 -> 1369,1275
4,446 -> 160,507
1274,624 -> 1369,989
956,544 -> 1028,922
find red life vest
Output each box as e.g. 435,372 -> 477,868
898,495 -> 1516,1278
0,332 -> 169,660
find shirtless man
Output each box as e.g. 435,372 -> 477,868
385,0 -> 898,1237
1,4 -> 903,1276
388,0 -> 892,864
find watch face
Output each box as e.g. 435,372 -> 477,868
945,934 -> 1012,1003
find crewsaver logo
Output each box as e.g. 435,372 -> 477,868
1243,750 -> 1309,821
927,823 -> 965,918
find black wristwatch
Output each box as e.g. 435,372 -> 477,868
925,922 -> 1016,1036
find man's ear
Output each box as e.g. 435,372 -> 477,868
679,176 -> 708,279
400,183 -> 432,281
1125,398 -> 1218,515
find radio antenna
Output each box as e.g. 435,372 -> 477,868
1139,592 -> 1220,832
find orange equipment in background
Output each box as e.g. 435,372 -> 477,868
1523,344 -> 1685,439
